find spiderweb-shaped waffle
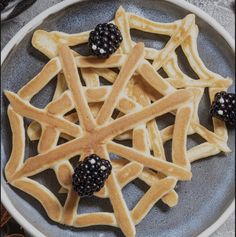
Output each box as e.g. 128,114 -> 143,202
4,6 -> 232,237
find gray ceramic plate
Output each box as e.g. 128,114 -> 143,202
1,0 -> 235,237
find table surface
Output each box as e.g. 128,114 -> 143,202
1,0 -> 235,236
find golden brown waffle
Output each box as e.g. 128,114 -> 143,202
4,6 -> 232,237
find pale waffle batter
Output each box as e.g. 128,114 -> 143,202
4,6 -> 233,237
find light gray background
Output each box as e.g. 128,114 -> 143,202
1,0 -> 235,236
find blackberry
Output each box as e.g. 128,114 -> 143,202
72,154 -> 112,197
210,91 -> 236,125
88,23 -> 123,58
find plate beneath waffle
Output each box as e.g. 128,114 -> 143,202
1,0 -> 235,237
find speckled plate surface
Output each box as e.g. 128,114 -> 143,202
1,0 -> 235,237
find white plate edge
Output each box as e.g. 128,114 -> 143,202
1,0 -> 235,237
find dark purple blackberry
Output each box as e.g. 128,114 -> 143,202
72,154 -> 112,197
210,91 -> 236,125
88,23 -> 123,58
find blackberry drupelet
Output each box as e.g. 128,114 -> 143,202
88,23 -> 123,58
210,91 -> 236,125
72,154 -> 112,197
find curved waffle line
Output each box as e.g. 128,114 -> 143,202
12,177 -> 63,222
5,107 -> 25,180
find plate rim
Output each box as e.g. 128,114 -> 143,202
1,0 -> 235,237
